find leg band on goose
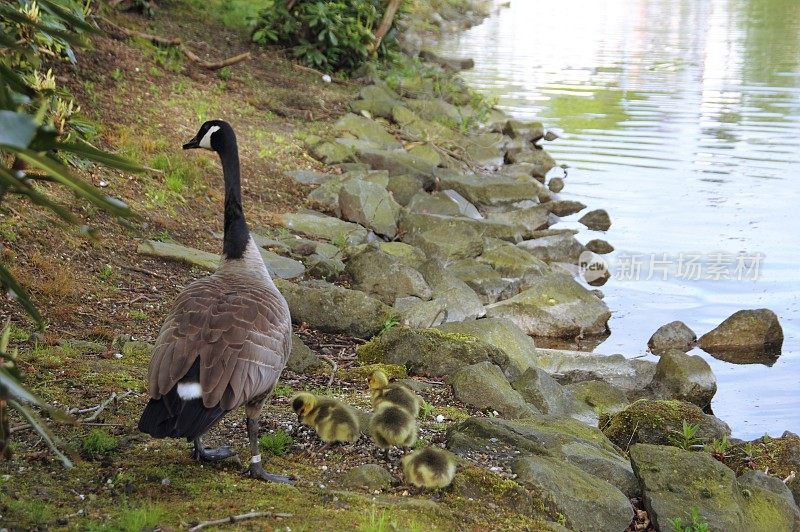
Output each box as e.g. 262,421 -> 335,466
251,454 -> 262,464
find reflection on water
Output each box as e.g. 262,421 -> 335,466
438,0 -> 800,438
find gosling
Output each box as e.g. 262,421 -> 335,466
401,447 -> 457,489
368,401 -> 417,450
291,392 -> 360,452
367,370 -> 421,417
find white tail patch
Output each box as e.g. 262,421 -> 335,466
199,125 -> 221,149
177,382 -> 203,400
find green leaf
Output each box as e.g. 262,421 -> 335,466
0,263 -> 43,328
0,64 -> 35,98
0,166 -> 76,223
56,139 -> 145,173
8,399 -> 74,468
0,5 -> 85,47
38,0 -> 100,35
16,149 -> 132,218
0,368 -> 42,406
0,111 -> 38,149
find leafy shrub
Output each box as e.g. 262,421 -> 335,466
252,0 -> 399,73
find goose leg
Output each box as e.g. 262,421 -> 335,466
192,437 -> 235,462
246,414 -> 294,484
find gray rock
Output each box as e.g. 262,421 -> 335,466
338,179 -> 401,238
405,98 -> 462,123
565,380 -> 630,415
560,441 -> 641,498
345,248 -> 431,305
400,211 -> 527,244
442,190 -> 482,219
335,113 -> 402,150
477,238 -> 551,285
499,163 -> 547,185
547,177 -> 564,193
309,140 -> 354,165
505,149 -> 557,179
407,143 -> 441,166
404,218 -> 484,262
340,464 -> 394,490
450,362 -> 540,418
356,147 -> 437,178
450,465 -> 534,516
484,272 -> 611,338
281,212 -> 368,246
137,240 -> 218,270
517,234 -> 586,264
436,318 -> 538,379
463,133 -> 506,169
407,191 -> 462,217
394,297 -> 447,328
648,321 -> 697,355
788,476 -> 800,508
275,279 -> 394,338
419,49 -> 475,71
350,84 -> 400,119
284,169 -> 333,185
512,367 -> 579,416
418,261 -> 485,322
484,205 -> 552,236
536,348 -> 657,391
646,349 -> 717,409
349,241 -> 427,269
308,171 -> 390,213
287,333 -> 326,374
502,120 -> 544,143
631,444 -> 800,532
387,174 -> 426,206
578,209 -> 611,231
545,200 -> 587,217
356,326 -> 510,378
392,105 -> 459,143
438,172 -> 544,207
449,258 -> 519,304
738,470 -> 799,511
259,249 -> 306,279
699,309 -> 784,363
303,253 -> 345,280
585,239 -> 614,255
601,399 -> 731,449
512,455 -> 633,532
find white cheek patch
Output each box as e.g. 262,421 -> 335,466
199,125 -> 221,149
177,382 -> 203,400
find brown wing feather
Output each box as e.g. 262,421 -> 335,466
147,273 -> 291,412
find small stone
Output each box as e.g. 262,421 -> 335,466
547,177 -> 564,193
578,209 -> 611,231
585,239 -> 614,255
647,321 -> 697,355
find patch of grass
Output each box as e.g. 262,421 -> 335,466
419,400 -> 435,419
5,498 -> 56,527
273,383 -> 293,398
98,264 -> 115,280
81,429 -> 119,458
359,506 -> 391,532
129,309 -> 149,321
115,503 -> 167,532
378,315 -> 400,335
259,430 -> 293,456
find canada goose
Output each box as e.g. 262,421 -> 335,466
367,369 -> 421,417
368,401 -> 417,449
401,447 -> 456,489
291,392 -> 360,452
138,120 -> 292,483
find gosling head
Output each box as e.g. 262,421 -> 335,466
183,120 -> 232,153
291,392 -> 317,418
367,369 -> 390,391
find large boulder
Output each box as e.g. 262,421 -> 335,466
646,349 -> 717,409
477,238 -> 551,285
450,362 -> 540,419
484,205 -> 552,236
404,219 -> 484,262
536,348 -> 657,391
340,464 -> 394,491
286,333 -> 326,374
505,149 -> 556,179
437,172 -> 544,207
356,327 -> 510,378
631,444 -> 800,532
348,241 -> 427,269
512,367 -> 582,417
400,211 -> 527,243
407,191 -> 463,217
449,258 -> 520,304
511,455 -> 633,532
417,261 -> 485,322
484,272 -> 611,338
502,120 -> 544,143
350,83 -> 401,119
394,297 -> 446,329
281,212 -> 368,245
601,399 -> 730,449
517,234 -> 586,264
345,248 -> 431,305
559,441 -> 640,498
356,147 -> 437,178
387,174 -> 427,205
738,470 -> 800,511
338,179 -> 401,238
544,200 -> 586,217
647,321 -> 697,355
436,318 -> 538,378
334,113 -> 402,150
275,279 -> 393,338
699,309 -> 784,363
565,380 -> 630,415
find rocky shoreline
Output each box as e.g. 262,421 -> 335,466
129,3 -> 798,530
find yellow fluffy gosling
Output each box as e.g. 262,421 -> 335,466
401,447 -> 457,489
291,392 -> 360,452
367,369 -> 421,417
368,401 -> 417,449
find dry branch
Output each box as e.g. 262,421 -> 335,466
370,0 -> 402,53
188,511 -> 293,532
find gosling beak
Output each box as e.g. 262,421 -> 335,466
182,136 -> 201,150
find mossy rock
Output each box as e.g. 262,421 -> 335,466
448,465 -> 533,514
566,380 -> 629,415
338,363 -> 408,382
600,399 -> 730,449
356,326 -> 510,378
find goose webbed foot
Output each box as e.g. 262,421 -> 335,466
192,438 -> 235,462
248,462 -> 295,484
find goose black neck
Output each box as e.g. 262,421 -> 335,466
219,131 -> 249,260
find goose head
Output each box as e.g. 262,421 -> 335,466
291,392 -> 317,418
183,120 -> 232,152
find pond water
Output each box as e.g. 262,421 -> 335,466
438,0 -> 800,439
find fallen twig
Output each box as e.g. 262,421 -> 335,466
73,390 -> 136,422
99,17 -> 251,71
319,355 -> 338,388
188,511 -> 293,532
109,258 -> 170,281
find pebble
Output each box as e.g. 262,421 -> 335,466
435,414 -> 445,422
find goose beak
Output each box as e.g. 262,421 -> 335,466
182,136 -> 201,150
